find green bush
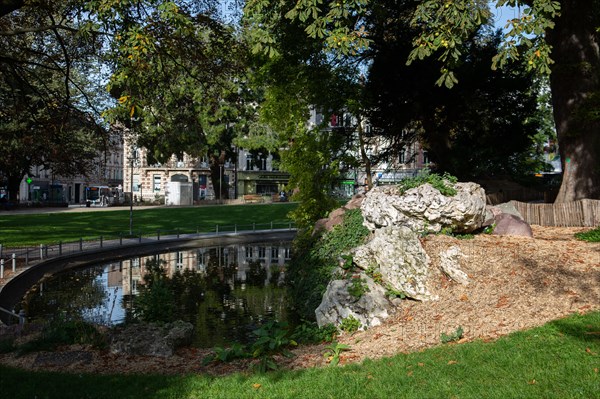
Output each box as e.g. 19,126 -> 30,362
0,337 -> 15,354
290,320 -> 338,344
339,315 -> 361,334
575,227 -> 600,242
17,317 -> 106,353
133,259 -> 206,323
398,169 -> 458,196
347,276 -> 370,299
286,209 -> 370,320
250,320 -> 297,372
441,326 -> 464,343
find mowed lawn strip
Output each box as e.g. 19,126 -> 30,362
0,311 -> 598,399
0,203 -> 297,247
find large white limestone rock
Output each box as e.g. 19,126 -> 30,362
361,182 -> 487,234
352,226 -> 437,301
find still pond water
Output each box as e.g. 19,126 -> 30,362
19,240 -> 293,347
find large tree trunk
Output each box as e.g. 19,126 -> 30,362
546,0 -> 600,202
6,173 -> 23,202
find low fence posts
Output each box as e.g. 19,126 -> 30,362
19,310 -> 26,326
0,223 -> 298,283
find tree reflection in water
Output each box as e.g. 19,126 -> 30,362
19,241 -> 291,348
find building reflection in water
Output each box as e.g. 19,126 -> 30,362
22,241 -> 292,347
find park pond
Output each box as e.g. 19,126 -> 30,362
16,240 -> 293,348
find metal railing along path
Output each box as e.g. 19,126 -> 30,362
0,221 -> 296,282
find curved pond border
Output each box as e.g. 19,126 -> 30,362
0,229 -> 296,324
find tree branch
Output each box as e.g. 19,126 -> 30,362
0,0 -> 24,18
0,23 -> 78,36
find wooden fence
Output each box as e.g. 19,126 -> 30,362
510,199 -> 600,227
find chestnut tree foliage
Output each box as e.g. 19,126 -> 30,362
1,0 -> 251,200
245,0 -> 600,202
0,1 -> 108,201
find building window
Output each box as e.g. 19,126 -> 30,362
271,247 -> 279,259
245,246 -> 253,259
197,250 -> 206,269
153,175 -> 161,192
133,174 -> 140,192
283,247 -> 291,260
222,248 -> 229,266
131,278 -> 139,295
176,251 -> 184,270
258,247 -> 266,260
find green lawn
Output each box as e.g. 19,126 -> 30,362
1,311 -> 598,399
0,203 -> 297,247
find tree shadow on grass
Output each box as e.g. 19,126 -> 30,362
547,311 -> 600,345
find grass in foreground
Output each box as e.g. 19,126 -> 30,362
1,311 -> 598,399
0,203 -> 297,247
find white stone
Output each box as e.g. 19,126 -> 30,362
352,226 -> 437,301
361,182 -> 487,234
439,245 -> 469,285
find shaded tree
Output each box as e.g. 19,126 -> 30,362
246,0 -> 600,202
243,5 -> 362,225
364,2 -> 542,180
0,2 -> 110,200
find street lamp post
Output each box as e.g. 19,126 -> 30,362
129,147 -> 136,236
219,161 -> 222,204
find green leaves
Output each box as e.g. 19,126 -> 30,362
323,341 -> 351,366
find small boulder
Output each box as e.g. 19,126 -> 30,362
439,246 -> 469,285
314,194 -> 365,233
492,213 -> 533,237
315,274 -> 392,329
110,320 -> 194,357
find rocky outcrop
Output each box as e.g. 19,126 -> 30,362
315,180 -> 481,328
352,226 -> 436,301
361,182 -> 487,234
315,274 -> 392,330
110,320 -> 194,357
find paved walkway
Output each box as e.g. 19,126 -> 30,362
0,204 -> 168,216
